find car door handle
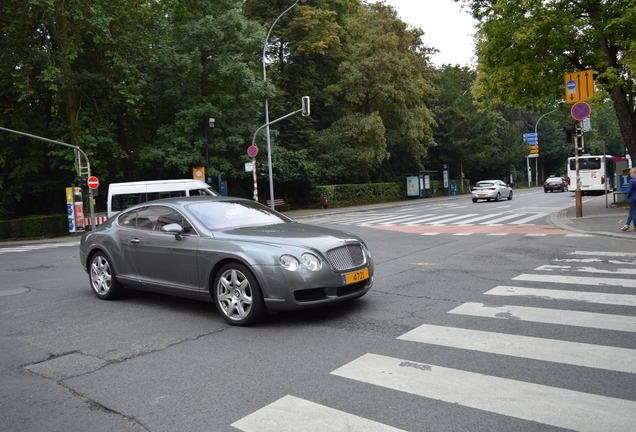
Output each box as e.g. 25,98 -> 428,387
130,238 -> 141,244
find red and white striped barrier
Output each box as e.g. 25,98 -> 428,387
83,216 -> 109,227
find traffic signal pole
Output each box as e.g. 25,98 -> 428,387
575,120 -> 583,218
0,126 -> 96,228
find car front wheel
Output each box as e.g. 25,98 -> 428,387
472,198 -> 478,203
213,263 -> 265,326
89,252 -> 122,300
507,191 -> 513,200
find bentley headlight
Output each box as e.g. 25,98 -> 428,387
301,253 -> 322,271
280,254 -> 299,271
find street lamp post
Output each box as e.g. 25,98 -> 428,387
262,0 -> 303,210
532,107 -> 558,187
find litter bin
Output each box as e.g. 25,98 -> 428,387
321,194 -> 329,209
450,183 -> 457,196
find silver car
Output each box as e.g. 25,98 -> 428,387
471,180 -> 513,202
79,197 -> 373,326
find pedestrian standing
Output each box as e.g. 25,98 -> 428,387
621,167 -> 636,231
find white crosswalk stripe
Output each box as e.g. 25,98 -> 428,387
485,285 -> 636,307
555,257 -> 636,265
451,213 -> 504,224
513,273 -> 636,288
231,395 -> 406,432
331,353 -> 636,432
478,213 -> 526,224
535,264 -> 636,275
397,323 -> 636,373
448,302 -> 636,332
399,213 -> 456,225
0,241 -> 78,254
572,251 -> 636,257
508,212 -> 548,224
377,214 -> 433,225
428,213 -> 479,224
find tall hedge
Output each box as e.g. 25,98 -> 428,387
0,214 -> 68,240
315,183 -> 403,202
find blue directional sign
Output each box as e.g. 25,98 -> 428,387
523,132 -> 538,144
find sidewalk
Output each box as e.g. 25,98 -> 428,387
548,193 -> 636,241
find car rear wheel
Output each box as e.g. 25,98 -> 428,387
495,193 -> 501,201
213,263 -> 265,326
507,191 -> 513,200
472,198 -> 477,203
89,252 -> 122,300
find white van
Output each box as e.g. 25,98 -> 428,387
107,179 -> 218,217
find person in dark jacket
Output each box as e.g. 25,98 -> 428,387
621,167 -> 636,231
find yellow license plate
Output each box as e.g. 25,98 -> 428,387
342,268 -> 369,285
478,194 -> 486,197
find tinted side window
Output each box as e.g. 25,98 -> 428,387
146,190 -> 186,201
118,210 -> 137,228
188,188 -> 211,196
112,193 -> 146,212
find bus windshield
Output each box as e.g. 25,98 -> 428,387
569,158 -> 601,171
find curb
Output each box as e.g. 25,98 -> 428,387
547,207 -> 636,241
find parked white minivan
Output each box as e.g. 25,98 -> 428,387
107,179 -> 218,217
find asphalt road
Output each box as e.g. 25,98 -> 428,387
1,189 -> 635,432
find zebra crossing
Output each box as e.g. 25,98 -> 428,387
232,250 -> 636,431
301,205 -> 587,236
0,241 -> 79,255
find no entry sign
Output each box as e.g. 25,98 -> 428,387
571,102 -> 591,121
87,176 -> 99,189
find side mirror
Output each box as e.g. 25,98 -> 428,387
161,223 -> 184,240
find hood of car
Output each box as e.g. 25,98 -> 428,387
215,222 -> 363,250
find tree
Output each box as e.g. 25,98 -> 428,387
460,0 -> 636,158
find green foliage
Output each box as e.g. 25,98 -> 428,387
0,214 -> 68,239
315,182 -> 402,202
461,0 -> 636,157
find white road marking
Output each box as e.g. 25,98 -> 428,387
513,273 -> 636,288
378,214 -> 435,225
448,302 -> 636,333
508,213 -> 548,225
401,213 -> 456,225
420,233 -> 440,236
478,213 -> 525,224
555,257 -> 636,265
452,213 -> 504,224
428,214 -> 479,225
0,241 -> 78,254
485,285 -> 636,307
397,323 -> 636,374
453,233 -> 473,236
357,214 -> 415,225
231,395 -> 406,432
487,233 -> 508,236
536,265 -> 636,275
564,234 -> 594,237
524,234 -> 547,237
331,353 -> 636,432
572,251 -> 636,258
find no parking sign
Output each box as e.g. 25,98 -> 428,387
571,102 -> 591,121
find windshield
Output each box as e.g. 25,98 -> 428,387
187,200 -> 289,230
569,158 -> 601,170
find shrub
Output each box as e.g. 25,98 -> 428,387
315,183 -> 402,203
0,214 -> 68,240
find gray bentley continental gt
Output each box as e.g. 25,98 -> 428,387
79,196 -> 374,325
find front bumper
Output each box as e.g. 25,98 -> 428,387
252,261 -> 374,312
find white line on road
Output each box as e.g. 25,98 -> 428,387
572,251 -> 636,258
535,265 -> 636,275
331,353 -> 636,432
378,214 -> 435,225
451,213 -> 504,224
420,233 -> 440,236
448,302 -> 636,333
231,395 -> 406,432
485,285 -> 636,307
524,234 -> 547,237
397,323 -> 636,373
400,213 -> 457,225
453,233 -> 473,236
555,257 -> 636,265
478,213 -> 525,224
429,214 -> 479,225
508,213 -> 548,225
357,214 -> 415,225
513,273 -> 636,288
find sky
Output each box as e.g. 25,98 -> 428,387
382,0 -> 478,67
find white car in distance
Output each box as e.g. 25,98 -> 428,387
471,180 -> 513,202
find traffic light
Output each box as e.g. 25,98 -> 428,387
575,122 -> 584,151
562,124 -> 574,145
256,162 -> 266,179
301,96 -> 310,116
79,177 -> 89,193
